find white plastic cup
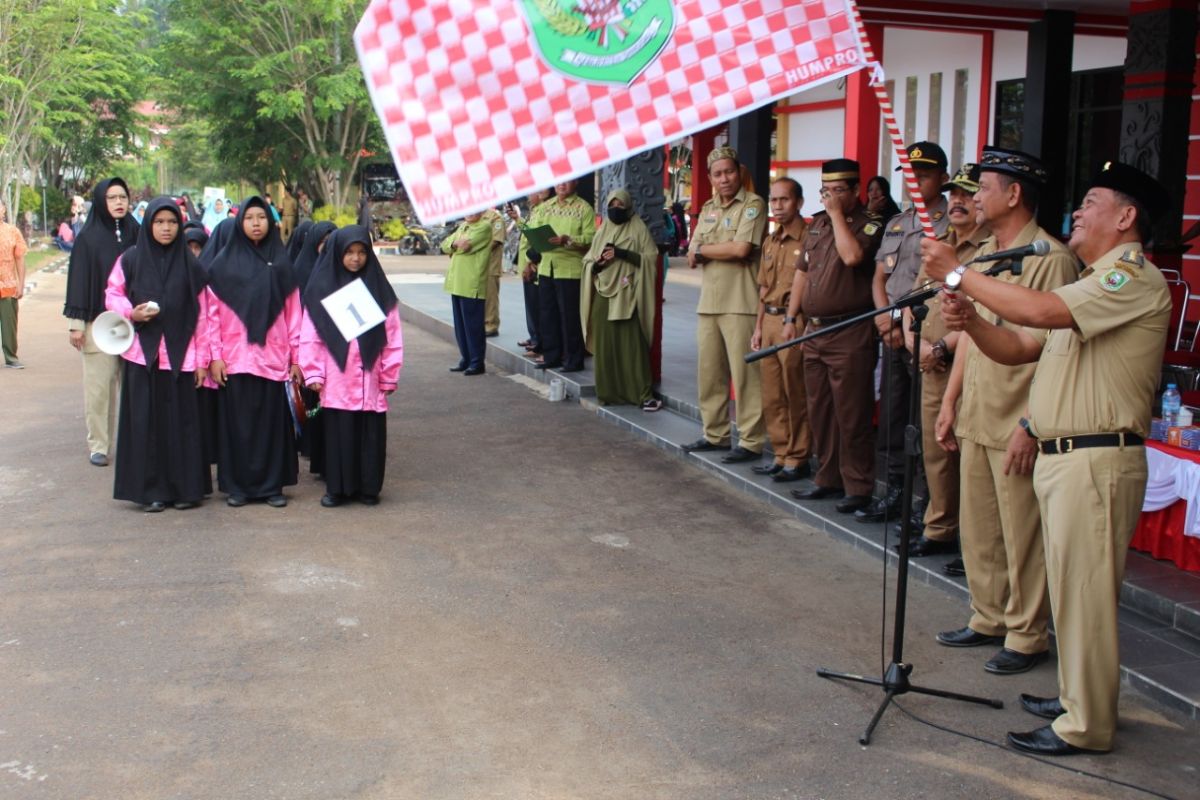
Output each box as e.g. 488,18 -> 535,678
548,377 -> 565,402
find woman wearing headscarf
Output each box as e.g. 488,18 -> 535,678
205,196 -> 301,508
287,219 -> 313,264
289,219 -> 337,471
132,201 -> 149,226
581,189 -> 660,410
201,198 -> 226,233
183,226 -> 209,259
300,225 -> 402,506
64,177 -> 140,466
104,197 -> 211,511
198,217 -> 235,268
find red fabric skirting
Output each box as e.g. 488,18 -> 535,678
1131,498 -> 1200,572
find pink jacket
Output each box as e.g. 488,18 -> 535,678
299,306 -> 403,413
207,287 -> 300,382
105,257 -> 212,372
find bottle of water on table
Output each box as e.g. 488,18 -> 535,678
1162,383 -> 1181,426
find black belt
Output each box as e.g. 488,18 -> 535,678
765,305 -> 787,316
1038,433 -> 1143,455
808,311 -> 869,328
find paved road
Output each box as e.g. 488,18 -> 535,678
1,262 -> 1197,799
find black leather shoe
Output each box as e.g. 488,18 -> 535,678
985,647 -> 1048,675
721,446 -> 759,464
942,557 -> 966,576
835,494 -> 872,514
560,365 -> 585,373
1007,725 -> 1106,756
772,464 -> 811,483
449,363 -> 468,372
227,495 -> 248,508
359,494 -> 380,506
143,501 -> 167,513
463,366 -> 485,375
854,485 -> 903,522
936,626 -> 1005,648
896,535 -> 959,558
173,501 -> 198,510
1020,693 -> 1065,720
266,494 -> 288,508
682,437 -> 729,453
534,362 -> 562,370
321,494 -> 342,508
792,485 -> 845,501
889,514 -> 928,537
751,463 -> 783,476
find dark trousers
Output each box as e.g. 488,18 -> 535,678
523,277 -> 541,349
878,343 -> 928,496
803,322 -> 877,497
538,275 -> 583,369
451,294 -> 486,370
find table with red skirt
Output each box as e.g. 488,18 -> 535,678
1131,440 -> 1200,572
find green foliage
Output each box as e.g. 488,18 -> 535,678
312,205 -> 357,228
380,218 -> 409,242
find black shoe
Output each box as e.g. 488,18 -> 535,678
936,626 -> 1005,648
449,363 -> 468,372
1006,725 -> 1106,756
942,557 -> 966,576
321,494 -> 342,508
751,463 -> 783,476
359,494 -> 380,506
227,495 -> 248,508
721,446 -> 759,464
1020,694 -> 1066,720
559,365 -> 584,373
266,494 -> 288,508
854,485 -> 904,522
835,494 -> 872,514
985,648 -> 1048,675
888,514 -> 928,537
772,464 -> 811,483
143,501 -> 167,513
792,485 -> 845,501
534,362 -> 562,370
89,452 -> 109,467
896,535 -> 958,558
463,366 -> 485,375
172,501 -> 198,510
682,437 -> 730,453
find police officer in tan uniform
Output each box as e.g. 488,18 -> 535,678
901,164 -> 990,567
862,142 -> 951,526
749,177 -> 811,481
931,147 -> 1079,677
482,208 -> 507,336
683,146 -> 768,462
924,161 -> 1171,756
783,159 -> 884,513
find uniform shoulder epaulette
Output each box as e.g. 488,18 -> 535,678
1117,248 -> 1145,270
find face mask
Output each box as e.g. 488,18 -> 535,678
607,207 -> 629,225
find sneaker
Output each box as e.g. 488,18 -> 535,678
4,360 -> 24,369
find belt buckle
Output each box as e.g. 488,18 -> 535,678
1058,437 -> 1073,454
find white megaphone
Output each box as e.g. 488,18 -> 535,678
92,310 -> 136,355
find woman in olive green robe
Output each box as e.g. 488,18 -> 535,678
581,189 -> 661,409
441,213 -> 493,374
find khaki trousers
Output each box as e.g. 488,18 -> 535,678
81,322 -> 121,457
696,312 -> 764,452
959,438 -> 1050,653
921,367 -> 959,542
759,314 -> 810,467
1038,445 -> 1145,751
484,246 -> 502,334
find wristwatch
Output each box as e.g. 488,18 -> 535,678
784,315 -> 797,325
1019,416 -> 1038,439
944,265 -> 968,290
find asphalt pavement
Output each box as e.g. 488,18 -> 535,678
1,258 -> 1197,799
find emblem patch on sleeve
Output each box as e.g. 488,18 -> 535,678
863,222 -> 879,236
1100,268 -> 1130,292
745,206 -> 759,220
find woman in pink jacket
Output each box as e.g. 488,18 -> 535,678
105,196 -> 211,511
299,225 -> 403,507
206,197 -> 301,508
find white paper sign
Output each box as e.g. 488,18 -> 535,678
203,186 -> 225,204
320,278 -> 386,341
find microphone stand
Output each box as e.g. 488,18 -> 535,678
746,257 -> 1024,745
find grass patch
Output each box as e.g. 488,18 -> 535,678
25,247 -> 66,273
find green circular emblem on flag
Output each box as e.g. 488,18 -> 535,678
521,0 -> 676,85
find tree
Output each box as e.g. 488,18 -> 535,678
159,0 -> 383,207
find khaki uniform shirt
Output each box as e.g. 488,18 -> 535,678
956,218 -> 1080,449
914,224 -> 991,345
689,188 -> 767,315
876,199 -> 950,303
757,217 -> 808,311
529,195 -> 596,280
799,207 -> 885,318
482,209 -> 506,276
1029,245 -> 1171,439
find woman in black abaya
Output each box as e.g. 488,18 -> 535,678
290,220 -> 337,471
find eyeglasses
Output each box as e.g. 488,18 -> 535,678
105,193 -> 129,201
819,187 -> 852,198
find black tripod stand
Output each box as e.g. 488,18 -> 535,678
746,259 -> 1024,745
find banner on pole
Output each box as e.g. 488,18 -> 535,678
356,0 -> 868,223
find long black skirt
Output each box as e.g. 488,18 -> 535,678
322,409 -> 387,499
297,386 -> 325,476
197,386 -> 219,465
114,362 -> 211,505
217,374 -> 298,499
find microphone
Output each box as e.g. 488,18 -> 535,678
970,239 -> 1050,264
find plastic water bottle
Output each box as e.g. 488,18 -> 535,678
1162,384 -> 1182,425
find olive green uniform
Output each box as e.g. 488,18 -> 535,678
482,209 -> 506,335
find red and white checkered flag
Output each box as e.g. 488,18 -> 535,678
356,0 -> 868,223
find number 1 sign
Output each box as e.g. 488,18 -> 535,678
320,278 -> 387,341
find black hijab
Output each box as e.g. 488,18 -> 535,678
63,178 -> 140,321
287,220 -> 313,263
183,226 -> 209,252
120,197 -> 209,374
198,217 -> 235,270
302,225 -> 397,371
292,220 -> 336,292
206,196 -> 296,345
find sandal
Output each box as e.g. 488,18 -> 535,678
641,399 -> 663,412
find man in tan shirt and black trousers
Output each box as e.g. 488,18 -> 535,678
924,161 -> 1171,756
749,177 -> 811,482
